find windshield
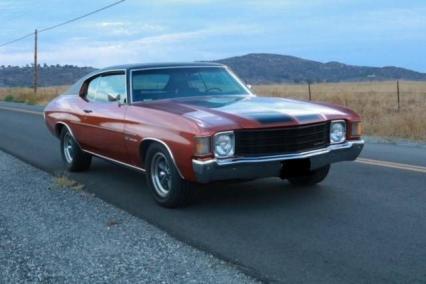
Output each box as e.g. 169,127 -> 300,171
131,67 -> 250,102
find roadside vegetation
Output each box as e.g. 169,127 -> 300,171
54,174 -> 84,191
0,86 -> 67,105
254,81 -> 426,141
1,81 -> 425,141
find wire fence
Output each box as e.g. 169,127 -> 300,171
254,80 -> 426,140
254,80 -> 426,112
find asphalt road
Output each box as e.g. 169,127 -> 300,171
0,102 -> 425,283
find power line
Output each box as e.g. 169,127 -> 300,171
39,0 -> 126,33
0,32 -> 34,47
0,0 -> 126,94
0,0 -> 126,48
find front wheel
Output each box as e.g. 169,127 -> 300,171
60,128 -> 92,172
145,144 -> 193,208
287,165 -> 330,186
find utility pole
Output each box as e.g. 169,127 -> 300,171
33,29 -> 38,94
308,82 -> 312,101
396,80 -> 400,112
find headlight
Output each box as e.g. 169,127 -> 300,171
330,120 -> 346,144
214,131 -> 235,158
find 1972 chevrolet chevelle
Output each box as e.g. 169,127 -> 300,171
44,63 -> 364,207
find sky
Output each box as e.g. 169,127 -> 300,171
0,0 -> 425,72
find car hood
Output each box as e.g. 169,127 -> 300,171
137,95 -> 352,130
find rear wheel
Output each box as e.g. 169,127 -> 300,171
287,165 -> 330,186
145,144 -> 193,208
60,128 -> 92,172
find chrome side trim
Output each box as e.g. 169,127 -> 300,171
131,65 -> 224,71
194,140 -> 365,167
55,122 -> 145,173
141,137 -> 184,179
83,149 -> 146,173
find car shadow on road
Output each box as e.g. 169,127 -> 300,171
192,178 -> 328,209
76,158 -> 331,212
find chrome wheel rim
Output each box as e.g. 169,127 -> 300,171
150,152 -> 172,197
63,133 -> 74,164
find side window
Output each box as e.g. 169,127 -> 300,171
96,74 -> 126,103
86,77 -> 100,102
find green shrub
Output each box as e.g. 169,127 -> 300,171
4,95 -> 15,102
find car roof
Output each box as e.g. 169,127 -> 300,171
99,62 -> 225,72
64,62 -> 227,96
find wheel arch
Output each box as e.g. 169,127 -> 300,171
55,122 -> 82,147
55,122 -> 73,137
140,138 -> 184,179
55,123 -> 65,137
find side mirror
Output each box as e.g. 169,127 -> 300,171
108,93 -> 121,102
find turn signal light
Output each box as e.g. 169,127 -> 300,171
195,136 -> 211,156
351,122 -> 363,137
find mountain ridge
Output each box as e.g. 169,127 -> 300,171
1,53 -> 425,87
214,53 -> 426,83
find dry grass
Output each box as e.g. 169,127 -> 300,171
54,175 -> 84,191
0,86 -> 67,105
1,81 -> 425,141
254,81 -> 426,141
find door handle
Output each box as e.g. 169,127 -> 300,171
83,109 -> 93,113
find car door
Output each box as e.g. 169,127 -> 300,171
78,72 -> 129,162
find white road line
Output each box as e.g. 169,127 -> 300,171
0,106 -> 43,116
356,158 -> 426,174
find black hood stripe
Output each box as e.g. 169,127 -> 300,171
296,114 -> 323,122
243,112 -> 295,124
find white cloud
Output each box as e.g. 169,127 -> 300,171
154,0 -> 214,4
92,21 -> 166,36
97,22 -> 126,28
364,8 -> 426,30
246,0 -> 347,9
134,24 -> 261,45
276,5 -> 426,46
0,23 -> 262,67
0,0 -> 17,9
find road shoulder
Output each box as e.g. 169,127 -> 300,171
0,150 -> 255,283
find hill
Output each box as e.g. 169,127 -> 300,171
1,54 -> 426,87
214,53 -> 426,84
0,64 -> 95,87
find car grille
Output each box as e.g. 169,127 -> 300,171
235,122 -> 330,156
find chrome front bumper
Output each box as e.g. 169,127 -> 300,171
192,140 -> 364,183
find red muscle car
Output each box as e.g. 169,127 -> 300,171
44,63 -> 364,207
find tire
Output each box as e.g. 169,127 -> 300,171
145,143 -> 193,208
287,165 -> 330,187
60,128 -> 92,172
